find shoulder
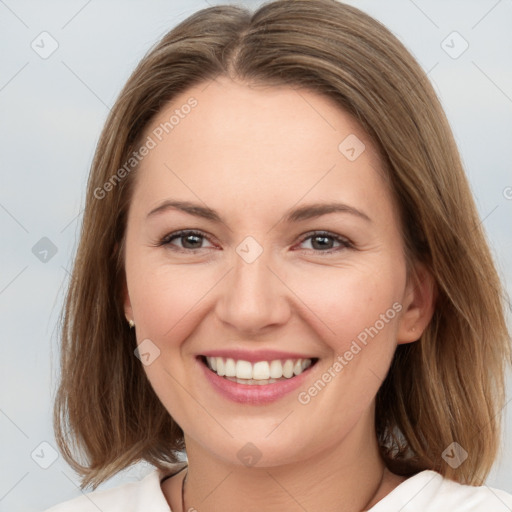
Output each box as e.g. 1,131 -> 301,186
43,468 -> 174,512
368,470 -> 512,512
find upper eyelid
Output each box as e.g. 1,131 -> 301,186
298,231 -> 351,243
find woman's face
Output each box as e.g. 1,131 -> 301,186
123,76 -> 431,468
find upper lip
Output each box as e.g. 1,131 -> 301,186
199,349 -> 318,363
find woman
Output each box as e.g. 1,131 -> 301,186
46,0 -> 512,510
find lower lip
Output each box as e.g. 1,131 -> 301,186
198,358 -> 316,405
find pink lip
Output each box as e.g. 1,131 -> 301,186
197,356 -> 317,405
199,349 -> 316,363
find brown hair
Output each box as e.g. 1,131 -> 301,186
54,0 -> 512,489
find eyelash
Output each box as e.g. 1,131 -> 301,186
156,229 -> 354,255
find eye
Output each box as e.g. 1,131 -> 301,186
295,231 -> 353,254
157,229 -> 353,255
158,230 -> 216,252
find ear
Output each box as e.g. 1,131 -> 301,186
396,261 -> 436,344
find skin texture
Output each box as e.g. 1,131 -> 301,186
123,76 -> 435,512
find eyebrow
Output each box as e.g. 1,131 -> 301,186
146,200 -> 372,224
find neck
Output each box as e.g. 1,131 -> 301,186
181,413 -> 392,512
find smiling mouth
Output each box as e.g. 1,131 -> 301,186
199,355 -> 319,385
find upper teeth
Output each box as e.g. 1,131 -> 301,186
205,357 -> 312,380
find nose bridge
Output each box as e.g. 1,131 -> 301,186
216,236 -> 289,333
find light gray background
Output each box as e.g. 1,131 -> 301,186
1,0 -> 511,510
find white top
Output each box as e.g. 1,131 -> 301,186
44,467 -> 512,511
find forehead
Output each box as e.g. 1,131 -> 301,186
144,76 -> 373,157
131,76 -> 395,225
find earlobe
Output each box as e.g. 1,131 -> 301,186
396,262 -> 437,344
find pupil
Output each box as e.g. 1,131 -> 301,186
184,234 -> 201,249
312,235 -> 331,250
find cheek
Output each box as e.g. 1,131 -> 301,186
130,263 -> 212,341
291,268 -> 404,420
129,266 -> 212,417
289,262 -> 404,352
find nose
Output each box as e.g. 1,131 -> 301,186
214,245 -> 291,336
